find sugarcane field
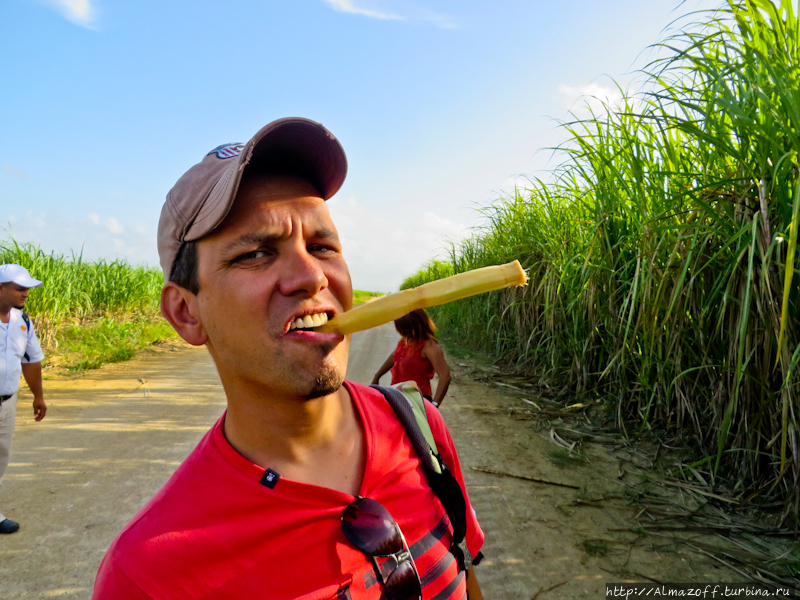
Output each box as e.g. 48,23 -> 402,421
3,0 -> 800,599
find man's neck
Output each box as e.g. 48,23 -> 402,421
0,306 -> 12,324
221,382 -> 366,496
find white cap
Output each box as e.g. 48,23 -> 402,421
0,264 -> 43,288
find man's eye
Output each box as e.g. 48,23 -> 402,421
235,249 -> 271,262
310,244 -> 337,254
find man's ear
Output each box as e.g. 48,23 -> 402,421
160,282 -> 208,346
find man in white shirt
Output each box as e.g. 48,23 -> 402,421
0,264 -> 47,534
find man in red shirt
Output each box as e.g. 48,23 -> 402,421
93,118 -> 485,600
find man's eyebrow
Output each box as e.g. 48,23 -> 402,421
312,227 -> 339,241
221,228 -> 340,255
221,233 -> 281,255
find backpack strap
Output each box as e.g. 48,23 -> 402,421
381,383 -> 441,472
371,383 -> 474,571
20,311 -> 31,362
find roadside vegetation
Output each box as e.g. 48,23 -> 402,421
1,239 -> 172,372
352,290 -> 384,305
404,0 -> 800,524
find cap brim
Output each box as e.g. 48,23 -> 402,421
246,118 -> 348,200
15,276 -> 43,288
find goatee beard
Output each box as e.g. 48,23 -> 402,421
303,368 -> 345,400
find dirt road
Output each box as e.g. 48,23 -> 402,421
0,325 -> 732,599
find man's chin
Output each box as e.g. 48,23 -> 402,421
302,369 -> 345,400
14,304 -> 24,310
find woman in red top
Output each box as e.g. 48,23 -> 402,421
371,309 -> 453,408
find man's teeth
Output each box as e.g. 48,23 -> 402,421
289,313 -> 329,331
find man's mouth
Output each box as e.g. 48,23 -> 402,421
288,312 -> 331,332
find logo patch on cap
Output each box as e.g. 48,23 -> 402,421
207,143 -> 245,159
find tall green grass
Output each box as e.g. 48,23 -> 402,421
1,238 -> 171,369
405,0 -> 800,522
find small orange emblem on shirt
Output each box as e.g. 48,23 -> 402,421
21,325 -> 26,332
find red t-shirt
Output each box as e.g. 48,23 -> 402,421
391,340 -> 435,397
93,381 -> 483,600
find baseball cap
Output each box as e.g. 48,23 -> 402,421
0,264 -> 43,288
157,117 -> 348,281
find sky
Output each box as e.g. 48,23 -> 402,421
1,0 -> 722,292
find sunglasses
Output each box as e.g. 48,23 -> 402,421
341,497 -> 423,600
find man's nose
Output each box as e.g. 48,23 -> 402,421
278,249 -> 328,297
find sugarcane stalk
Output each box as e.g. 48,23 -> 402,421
316,260 -> 527,335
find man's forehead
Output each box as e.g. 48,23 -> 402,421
236,173 -> 323,201
220,174 -> 327,221
203,186 -> 334,243
226,192 -> 330,226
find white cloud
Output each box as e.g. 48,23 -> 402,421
322,0 -> 403,20
45,0 -> 97,29
557,82 -> 625,118
327,196 -> 466,291
86,213 -> 124,234
419,211 -> 465,240
505,175 -> 534,193
2,164 -> 27,181
26,211 -> 47,229
106,216 -> 124,234
321,0 -> 457,28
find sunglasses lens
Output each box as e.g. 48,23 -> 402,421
341,497 -> 405,555
381,559 -> 421,600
